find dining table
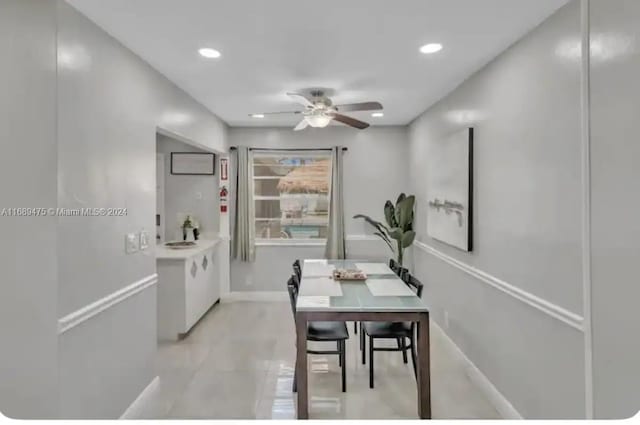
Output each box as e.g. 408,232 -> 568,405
295,259 -> 431,419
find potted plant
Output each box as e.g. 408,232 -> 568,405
354,193 -> 416,266
181,215 -> 200,241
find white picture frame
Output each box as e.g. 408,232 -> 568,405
426,128 -> 473,252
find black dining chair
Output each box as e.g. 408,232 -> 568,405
389,258 -> 408,280
361,273 -> 424,388
358,259 -> 408,351
389,258 -> 399,273
287,276 -> 349,392
292,259 -> 302,281
291,260 -> 302,290
291,270 -> 301,290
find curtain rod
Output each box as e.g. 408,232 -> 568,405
229,147 -> 347,152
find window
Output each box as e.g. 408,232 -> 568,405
252,151 -> 332,240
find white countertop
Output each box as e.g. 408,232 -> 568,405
156,239 -> 221,260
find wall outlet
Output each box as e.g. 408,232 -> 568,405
139,230 -> 150,250
444,310 -> 450,329
125,233 -> 139,254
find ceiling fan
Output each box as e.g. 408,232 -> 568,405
251,90 -> 383,131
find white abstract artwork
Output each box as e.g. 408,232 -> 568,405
426,128 -> 473,252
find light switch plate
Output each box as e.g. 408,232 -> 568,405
125,233 -> 139,254
139,230 -> 150,250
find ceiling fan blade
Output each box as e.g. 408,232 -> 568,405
330,113 -> 369,130
250,110 -> 303,116
293,119 -> 309,131
335,101 -> 383,112
287,92 -> 314,108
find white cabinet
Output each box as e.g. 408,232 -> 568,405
184,250 -> 217,329
156,240 -> 220,341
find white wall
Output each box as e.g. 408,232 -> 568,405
156,134 -> 220,241
56,1 -> 227,419
0,0 -> 59,418
408,1 -> 585,418
228,126 -> 409,292
589,0 -> 640,418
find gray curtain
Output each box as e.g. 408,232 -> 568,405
233,147 -> 255,261
324,146 -> 346,259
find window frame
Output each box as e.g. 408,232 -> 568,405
251,149 -> 332,245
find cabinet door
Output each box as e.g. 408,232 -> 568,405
184,250 -> 217,332
201,250 -> 215,306
184,256 -> 206,331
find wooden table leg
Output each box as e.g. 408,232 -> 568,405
295,312 -> 309,419
417,312 -> 432,419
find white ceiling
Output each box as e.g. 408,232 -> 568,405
68,0 -> 567,127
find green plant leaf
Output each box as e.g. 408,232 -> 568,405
376,229 -> 392,245
383,201 -> 396,227
397,195 -> 416,230
401,230 -> 416,248
394,193 -> 409,226
353,214 -> 384,228
353,214 -> 390,236
388,227 -> 403,241
374,232 -> 393,250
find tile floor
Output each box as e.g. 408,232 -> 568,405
138,301 -> 501,419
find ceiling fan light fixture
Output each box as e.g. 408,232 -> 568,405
262,91 -> 381,130
305,114 -> 332,128
419,43 -> 443,54
250,113 -> 264,118
372,112 -> 384,117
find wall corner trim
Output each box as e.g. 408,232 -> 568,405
414,241 -> 584,331
580,0 -> 594,418
434,322 -> 523,419
119,376 -> 160,419
57,274 -> 158,334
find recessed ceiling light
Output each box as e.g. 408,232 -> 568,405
419,43 -> 443,54
372,112 -> 384,118
198,48 -> 221,58
250,114 -> 265,118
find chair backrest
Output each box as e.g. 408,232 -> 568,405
389,259 -> 403,277
287,276 -> 298,319
292,259 -> 302,281
402,273 -> 424,298
398,267 -> 409,280
291,272 -> 300,290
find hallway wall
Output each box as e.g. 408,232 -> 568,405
407,1 -> 585,418
55,2 -> 228,418
589,0 -> 640,418
0,0 -> 59,418
0,1 -> 227,419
